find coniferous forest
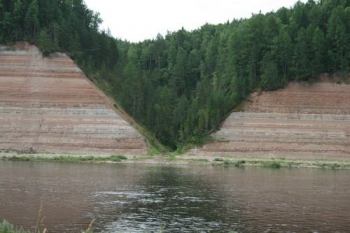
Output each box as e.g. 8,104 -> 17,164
0,0 -> 350,149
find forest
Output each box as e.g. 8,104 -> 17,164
0,0 -> 350,150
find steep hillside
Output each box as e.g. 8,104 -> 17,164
191,81 -> 350,160
1,0 -> 350,149
0,43 -> 147,155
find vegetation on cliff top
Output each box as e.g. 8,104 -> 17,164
0,0 -> 349,150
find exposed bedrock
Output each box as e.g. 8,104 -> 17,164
191,82 -> 350,160
0,43 -> 147,155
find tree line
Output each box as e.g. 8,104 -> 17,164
1,0 -> 350,150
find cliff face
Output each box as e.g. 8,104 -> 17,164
0,43 -> 147,155
192,81 -> 350,160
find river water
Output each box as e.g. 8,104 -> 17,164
0,161 -> 349,233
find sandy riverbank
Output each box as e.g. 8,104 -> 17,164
1,152 -> 350,170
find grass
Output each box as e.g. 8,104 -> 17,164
4,156 -> 31,162
0,218 -> 168,233
319,162 -> 342,170
0,220 -> 31,233
167,154 -> 177,161
1,200 -> 95,232
1,155 -> 128,163
223,159 -> 246,168
0,220 -> 94,233
262,161 -> 282,169
1,153 -> 350,170
212,157 -> 350,170
213,157 -> 224,162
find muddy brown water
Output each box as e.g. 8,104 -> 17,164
0,162 -> 349,233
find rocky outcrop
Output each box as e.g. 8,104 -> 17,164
0,43 -> 147,155
192,82 -> 350,160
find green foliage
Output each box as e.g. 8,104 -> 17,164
1,155 -> 128,163
213,158 -> 224,162
37,29 -> 56,55
223,160 -> 246,168
24,0 -> 39,39
311,27 -> 326,76
0,219 -> 94,233
0,220 -> 31,233
51,155 -> 127,163
113,1 -> 350,149
108,155 -> 128,162
0,0 -> 349,150
260,54 -> 285,91
263,161 -> 282,169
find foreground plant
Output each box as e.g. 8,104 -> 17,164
0,220 -> 93,233
0,220 -> 31,233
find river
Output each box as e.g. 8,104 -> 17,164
0,161 -> 349,233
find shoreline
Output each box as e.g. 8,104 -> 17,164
1,153 -> 350,170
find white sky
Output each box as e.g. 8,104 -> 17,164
84,0 -> 306,42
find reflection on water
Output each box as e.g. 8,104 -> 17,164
93,167 -> 233,232
0,162 -> 349,233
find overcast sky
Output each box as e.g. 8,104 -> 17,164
84,0 -> 305,42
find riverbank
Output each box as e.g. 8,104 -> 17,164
0,220 -> 93,233
1,152 -> 350,170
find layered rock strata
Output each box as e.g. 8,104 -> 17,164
193,82 -> 350,160
0,44 -> 147,155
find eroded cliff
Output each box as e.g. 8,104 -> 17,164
192,81 -> 350,160
0,43 -> 147,155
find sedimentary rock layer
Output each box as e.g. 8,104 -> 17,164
0,43 -> 147,155
193,82 -> 350,160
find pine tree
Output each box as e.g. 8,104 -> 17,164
260,54 -> 283,91
24,0 -> 39,39
171,47 -> 187,96
311,27 -> 326,76
37,29 -> 56,55
275,28 -> 292,80
327,7 -> 347,72
294,28 -> 311,80
13,0 -> 24,40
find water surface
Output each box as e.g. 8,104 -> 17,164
0,161 -> 349,232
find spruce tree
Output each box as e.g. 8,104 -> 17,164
24,0 -> 39,39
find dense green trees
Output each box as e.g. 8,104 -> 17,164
0,0 -> 349,150
1,0 -> 118,70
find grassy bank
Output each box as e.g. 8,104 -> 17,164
0,154 -> 129,163
1,153 -> 350,170
208,157 -> 350,170
0,220 -> 93,233
164,155 -> 350,170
